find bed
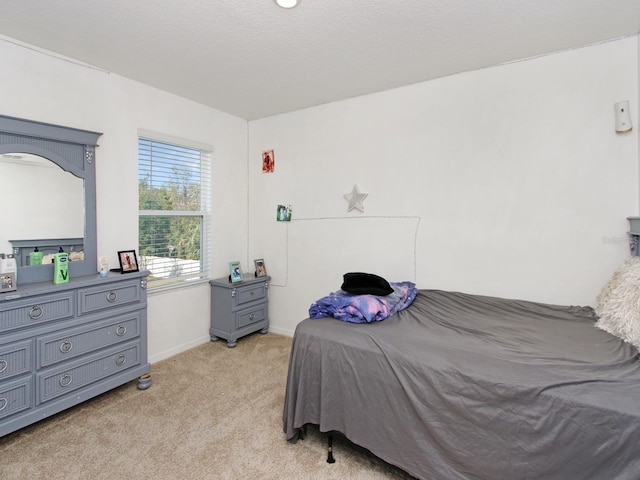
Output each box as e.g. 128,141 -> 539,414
283,288 -> 640,480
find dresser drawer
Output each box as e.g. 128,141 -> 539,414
0,376 -> 32,420
78,279 -> 142,315
235,283 -> 266,307
37,341 -> 141,404
0,292 -> 74,333
37,312 -> 142,368
236,304 -> 266,329
0,340 -> 32,381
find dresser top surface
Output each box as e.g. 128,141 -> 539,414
0,270 -> 149,302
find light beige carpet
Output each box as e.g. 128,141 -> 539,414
0,332 -> 414,479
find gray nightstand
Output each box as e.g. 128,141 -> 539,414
209,275 -> 270,348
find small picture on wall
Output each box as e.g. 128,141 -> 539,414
118,250 -> 139,273
254,259 -> 267,277
229,261 -> 243,283
262,149 -> 275,173
277,204 -> 292,222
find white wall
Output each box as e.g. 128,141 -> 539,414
248,37 -> 640,337
2,33 -> 638,359
0,36 -> 249,362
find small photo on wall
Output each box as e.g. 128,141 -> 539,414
262,149 -> 275,173
276,205 -> 292,222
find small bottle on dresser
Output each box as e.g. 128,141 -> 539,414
29,247 -> 43,266
53,250 -> 70,285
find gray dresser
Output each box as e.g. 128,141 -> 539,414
209,275 -> 270,347
0,271 -> 150,437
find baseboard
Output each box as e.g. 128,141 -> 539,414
267,325 -> 295,338
149,335 -> 211,364
149,328 -> 294,364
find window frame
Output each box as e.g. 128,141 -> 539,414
137,131 -> 212,290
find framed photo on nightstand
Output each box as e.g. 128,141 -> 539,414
254,258 -> 267,277
228,261 -> 243,283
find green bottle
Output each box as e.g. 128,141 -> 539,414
29,247 -> 43,266
53,252 -> 69,285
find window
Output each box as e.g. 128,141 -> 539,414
138,136 -> 211,288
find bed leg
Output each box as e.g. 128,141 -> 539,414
327,434 -> 336,464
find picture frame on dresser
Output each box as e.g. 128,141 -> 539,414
118,250 -> 139,273
254,259 -> 267,277
229,261 -> 243,283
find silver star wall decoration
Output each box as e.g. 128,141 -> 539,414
344,184 -> 368,212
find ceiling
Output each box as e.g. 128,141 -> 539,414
1,0 -> 639,120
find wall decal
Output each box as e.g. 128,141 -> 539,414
344,184 -> 368,212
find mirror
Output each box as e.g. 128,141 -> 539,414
0,153 -> 85,257
0,115 -> 102,286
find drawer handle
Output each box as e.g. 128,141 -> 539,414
249,313 -> 255,320
107,291 -> 117,303
59,374 -> 72,387
116,325 -> 127,336
0,359 -> 7,373
0,397 -> 6,412
115,354 -> 127,366
59,341 -> 73,354
29,305 -> 44,320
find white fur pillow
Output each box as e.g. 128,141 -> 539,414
595,257 -> 640,349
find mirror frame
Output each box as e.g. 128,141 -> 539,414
0,114 -> 102,285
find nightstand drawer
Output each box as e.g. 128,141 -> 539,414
235,283 -> 266,306
37,341 -> 141,404
0,292 -> 74,333
0,377 -> 31,420
0,340 -> 32,381
236,305 -> 266,329
78,279 -> 142,315
38,312 -> 141,368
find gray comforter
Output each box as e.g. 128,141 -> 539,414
283,289 -> 640,479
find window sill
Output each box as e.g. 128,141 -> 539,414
146,276 -> 211,296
